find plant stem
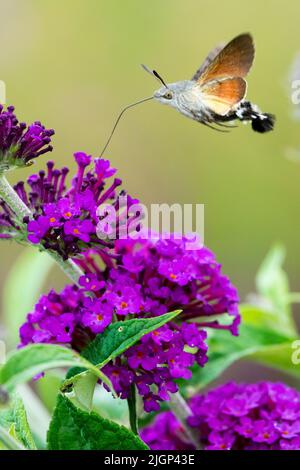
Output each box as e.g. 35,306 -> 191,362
168,392 -> 203,450
0,174 -> 31,221
127,384 -> 139,435
46,249 -> 84,286
0,174 -> 83,285
0,425 -> 26,450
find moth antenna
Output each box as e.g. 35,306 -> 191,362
100,96 -> 153,158
141,64 -> 169,89
152,70 -> 169,89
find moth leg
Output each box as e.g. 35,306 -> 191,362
215,121 -> 237,129
190,110 -> 230,133
202,121 -> 230,133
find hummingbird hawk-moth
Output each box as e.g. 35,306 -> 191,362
144,33 -> 275,133
100,33 -> 275,157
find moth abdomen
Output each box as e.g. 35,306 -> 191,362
235,101 -> 275,133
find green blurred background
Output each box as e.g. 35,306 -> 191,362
0,0 -> 300,341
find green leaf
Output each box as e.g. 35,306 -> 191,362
0,424 -> 25,450
47,394 -> 148,450
189,320 -> 292,391
92,387 -> 128,425
2,248 -> 54,347
249,342 -> 300,379
35,372 -> 64,413
0,343 -> 111,392
64,373 -> 98,412
16,384 -> 51,449
61,311 -> 181,411
240,304 -> 284,331
0,394 -> 36,449
83,310 -> 181,367
255,244 -> 296,335
64,311 -> 181,386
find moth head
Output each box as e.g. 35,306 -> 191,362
153,86 -> 174,103
141,64 -> 175,104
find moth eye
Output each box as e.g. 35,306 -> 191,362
164,91 -> 173,100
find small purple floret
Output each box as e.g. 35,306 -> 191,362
141,381 -> 300,450
19,237 -> 240,411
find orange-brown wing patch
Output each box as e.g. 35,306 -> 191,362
197,33 -> 255,86
192,43 -> 225,81
201,77 -> 247,116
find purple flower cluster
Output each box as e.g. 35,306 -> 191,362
0,105 -> 54,172
20,236 -> 239,411
0,151 -> 138,257
141,381 -> 300,450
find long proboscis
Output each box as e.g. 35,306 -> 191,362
99,96 -> 153,158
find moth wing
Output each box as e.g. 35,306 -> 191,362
200,77 -> 247,116
197,33 -> 255,86
192,43 -> 225,81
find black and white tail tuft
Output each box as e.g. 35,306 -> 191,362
236,101 -> 275,133
251,112 -> 275,133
